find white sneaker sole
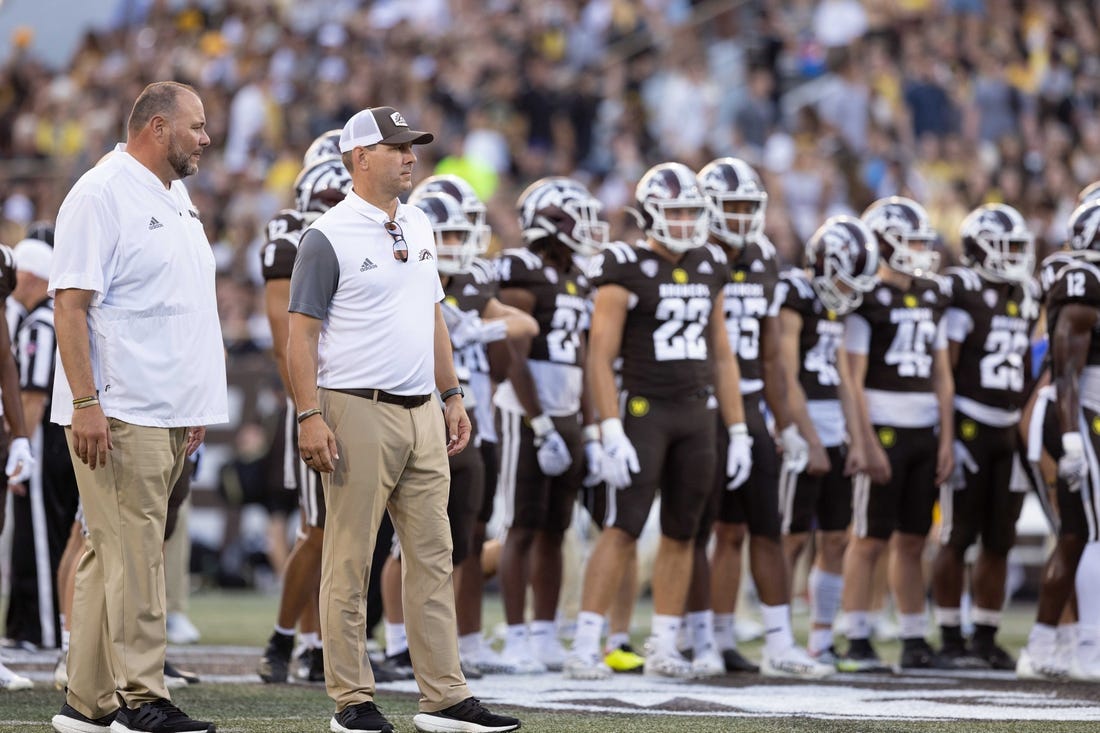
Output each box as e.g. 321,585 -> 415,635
412,712 -> 519,733
51,714 -> 110,733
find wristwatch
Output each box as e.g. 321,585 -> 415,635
440,386 -> 464,402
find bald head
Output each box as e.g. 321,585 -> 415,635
127,81 -> 198,138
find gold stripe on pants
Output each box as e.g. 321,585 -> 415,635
64,419 -> 187,718
318,388 -> 469,713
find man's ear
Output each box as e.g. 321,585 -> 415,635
150,114 -> 168,141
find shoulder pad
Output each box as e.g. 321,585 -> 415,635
603,241 -> 639,265
704,243 -> 728,265
468,258 -> 496,285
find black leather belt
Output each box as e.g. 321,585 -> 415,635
333,388 -> 432,408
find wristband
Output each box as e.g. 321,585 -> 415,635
440,386 -> 464,402
600,417 -> 625,441
728,422 -> 749,440
73,394 -> 98,406
530,413 -> 554,438
1063,432 -> 1084,454
74,399 -> 100,410
296,408 -> 322,424
582,424 -> 601,443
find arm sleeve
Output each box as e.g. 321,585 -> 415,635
844,313 -> 871,355
934,315 -> 949,351
49,191 -> 120,302
288,229 -> 340,320
944,307 -> 973,344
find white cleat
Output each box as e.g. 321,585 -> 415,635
166,612 -> 201,645
534,635 -> 569,672
54,651 -> 68,690
1016,646 -> 1069,681
1069,643 -> 1100,682
497,641 -> 547,675
690,645 -> 725,678
762,645 -> 836,679
642,640 -> 693,679
464,642 -> 512,675
734,618 -> 764,643
0,661 -> 32,691
562,652 -> 612,680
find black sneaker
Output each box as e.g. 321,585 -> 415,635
51,702 -> 117,732
111,699 -> 214,732
257,632 -> 293,683
721,647 -> 760,673
899,638 -> 936,670
164,660 -> 201,685
837,639 -> 892,673
331,701 -> 394,733
377,649 -> 415,681
412,697 -> 520,733
971,640 -> 1016,670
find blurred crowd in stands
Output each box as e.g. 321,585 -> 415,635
1,0 -> 1099,428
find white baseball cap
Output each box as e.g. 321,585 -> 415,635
339,106 -> 434,152
14,239 -> 53,282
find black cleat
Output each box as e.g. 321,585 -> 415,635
307,647 -> 325,682
970,640 -> 1016,670
164,659 -> 201,685
257,632 -> 293,684
331,701 -> 394,733
412,697 -> 520,732
899,638 -> 937,670
722,647 -> 760,673
933,642 -> 990,670
111,699 -> 214,732
837,639 -> 893,673
377,649 -> 415,681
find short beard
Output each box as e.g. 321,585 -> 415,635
167,133 -> 198,179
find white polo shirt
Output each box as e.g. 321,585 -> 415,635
289,190 -> 444,395
49,151 -> 229,428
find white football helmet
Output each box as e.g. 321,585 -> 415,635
516,177 -> 609,256
805,215 -> 880,314
412,193 -> 483,275
410,174 -> 489,251
697,157 -> 767,248
634,162 -> 709,252
861,196 -> 939,276
303,129 -> 342,168
960,203 -> 1035,283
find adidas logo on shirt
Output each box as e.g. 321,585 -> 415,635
360,257 -> 377,272
463,283 -> 479,296
148,217 -> 164,230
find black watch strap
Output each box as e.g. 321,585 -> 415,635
440,386 -> 464,402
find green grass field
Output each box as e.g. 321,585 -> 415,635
5,590 -> 1100,732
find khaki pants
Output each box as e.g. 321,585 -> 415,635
318,389 -> 469,712
64,420 -> 187,718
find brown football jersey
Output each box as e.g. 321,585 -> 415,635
777,267 -> 845,402
589,241 -> 727,400
1047,260 -> 1100,369
495,246 -> 589,367
723,236 -> 780,393
944,266 -> 1038,410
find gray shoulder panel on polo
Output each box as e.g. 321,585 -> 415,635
289,228 -> 340,319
